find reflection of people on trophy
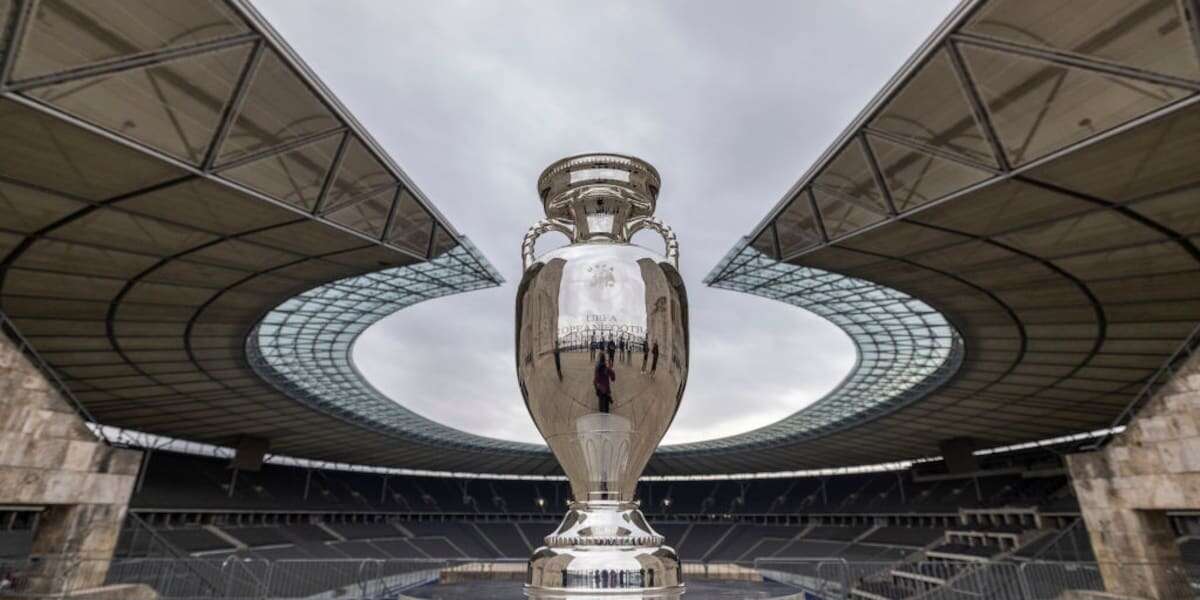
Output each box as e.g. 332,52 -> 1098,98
515,154 -> 686,598
593,354 -> 615,413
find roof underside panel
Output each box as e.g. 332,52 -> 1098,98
693,0 -> 1200,474
0,0 -> 549,474
5,0 -> 1200,476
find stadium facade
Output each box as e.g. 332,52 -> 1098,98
1,0 -> 1200,598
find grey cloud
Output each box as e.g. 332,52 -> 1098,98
255,0 -> 958,445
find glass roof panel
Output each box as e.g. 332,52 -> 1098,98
25,44 -> 254,164
325,187 -> 394,239
11,0 -> 247,81
387,188 -> 434,257
963,0 -> 1200,81
215,49 -> 340,164
677,239 -> 962,453
246,242 -> 515,450
219,133 -> 340,210
867,135 -> 992,212
774,193 -> 824,256
960,44 -> 1191,166
321,137 -> 396,213
870,49 -> 999,166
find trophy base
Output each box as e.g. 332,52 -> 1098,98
525,501 -> 683,599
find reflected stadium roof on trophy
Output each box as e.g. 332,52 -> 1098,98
2,0 -> 1200,476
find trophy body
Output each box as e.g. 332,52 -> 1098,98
516,154 -> 687,599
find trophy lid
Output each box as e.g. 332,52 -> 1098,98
537,153 -> 661,221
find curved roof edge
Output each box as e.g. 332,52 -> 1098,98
246,235 -> 962,463
246,239 -> 547,455
662,238 -> 964,453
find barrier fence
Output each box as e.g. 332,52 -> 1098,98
0,557 -> 449,599
753,558 -> 1199,600
0,556 -> 1196,599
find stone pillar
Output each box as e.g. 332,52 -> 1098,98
0,331 -> 141,596
1068,349 -> 1200,599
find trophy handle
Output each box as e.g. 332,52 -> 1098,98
522,219 -> 574,270
627,217 -> 679,269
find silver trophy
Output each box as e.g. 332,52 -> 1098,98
516,154 -> 688,599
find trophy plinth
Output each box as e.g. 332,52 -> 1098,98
516,154 -> 688,598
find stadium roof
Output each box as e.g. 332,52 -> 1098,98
0,0 -> 553,472
695,0 -> 1200,472
3,0 -> 1199,476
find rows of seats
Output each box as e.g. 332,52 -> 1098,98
118,514 -> 1200,600
474,522 -> 531,557
863,526 -> 945,547
133,451 -> 1079,516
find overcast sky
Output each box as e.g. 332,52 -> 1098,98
253,0 -> 959,445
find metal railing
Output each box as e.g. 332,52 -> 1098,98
0,557 -> 452,599
1018,561 -> 1198,600
0,556 -> 1197,599
1087,321 -> 1200,450
754,558 -> 1200,600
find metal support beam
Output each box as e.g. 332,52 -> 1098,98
0,0 -> 36,89
807,188 -> 830,243
379,186 -> 404,243
134,448 -> 154,494
945,40 -> 1012,172
228,467 -> 239,498
210,126 -> 346,173
5,32 -> 260,93
202,40 -> 264,172
424,222 -> 439,259
863,128 -> 1002,175
951,31 -> 1200,93
317,181 -> 400,217
312,132 -> 351,214
859,134 -> 897,215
